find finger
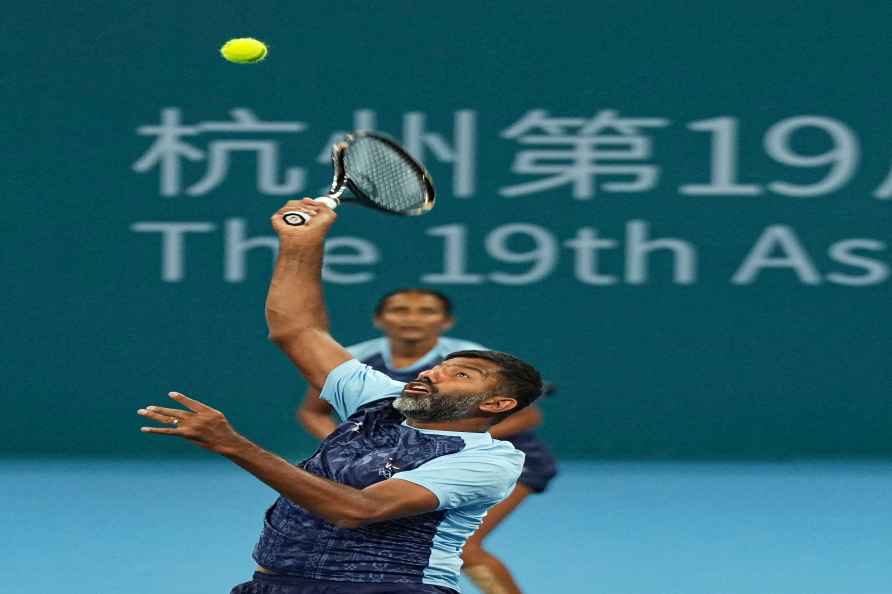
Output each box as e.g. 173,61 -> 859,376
313,207 -> 336,221
140,426 -> 181,435
168,391 -> 213,413
137,409 -> 180,425
282,207 -> 320,219
144,405 -> 191,418
270,207 -> 320,229
289,202 -> 322,217
275,198 -> 317,215
282,204 -> 320,215
295,202 -> 336,225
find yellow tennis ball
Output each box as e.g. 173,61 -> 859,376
220,38 -> 268,64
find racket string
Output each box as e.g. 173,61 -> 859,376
344,138 -> 428,213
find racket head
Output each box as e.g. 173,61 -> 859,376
339,131 -> 436,216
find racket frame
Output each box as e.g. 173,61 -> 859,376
281,131 -> 435,226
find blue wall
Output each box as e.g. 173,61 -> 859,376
5,2 -> 891,458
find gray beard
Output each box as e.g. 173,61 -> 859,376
392,391 -> 492,423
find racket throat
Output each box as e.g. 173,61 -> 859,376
314,195 -> 341,209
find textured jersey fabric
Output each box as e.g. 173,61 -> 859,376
348,337 -> 558,492
252,359 -> 523,592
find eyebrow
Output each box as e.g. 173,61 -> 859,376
443,362 -> 490,376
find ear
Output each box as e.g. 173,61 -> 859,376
478,395 -> 518,416
439,315 -> 455,332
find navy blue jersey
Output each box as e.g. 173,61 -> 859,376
350,337 -> 558,493
256,360 -> 523,591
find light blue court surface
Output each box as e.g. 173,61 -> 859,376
4,460 -> 891,594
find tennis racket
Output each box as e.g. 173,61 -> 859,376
282,131 -> 436,226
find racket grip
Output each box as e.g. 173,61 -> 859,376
282,196 -> 340,226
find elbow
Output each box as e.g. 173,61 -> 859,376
266,326 -> 308,347
331,498 -> 380,529
331,509 -> 372,529
265,320 -> 287,344
265,306 -> 314,344
332,517 -> 365,529
267,324 -> 296,346
267,331 -> 282,345
529,405 -> 544,428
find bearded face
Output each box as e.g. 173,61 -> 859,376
392,378 -> 493,422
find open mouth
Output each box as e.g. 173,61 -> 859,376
403,381 -> 433,396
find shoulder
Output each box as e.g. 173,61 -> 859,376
325,358 -> 405,394
473,438 -> 525,470
346,337 -> 387,361
438,337 -> 488,354
391,434 -> 524,510
440,438 -> 525,477
320,359 -> 405,419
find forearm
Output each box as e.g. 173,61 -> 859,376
266,243 -> 329,341
140,388 -> 438,527
265,234 -> 352,389
223,436 -> 372,528
297,386 -> 339,439
297,408 -> 338,439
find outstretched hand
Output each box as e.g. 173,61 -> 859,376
270,198 -> 338,249
138,392 -> 246,456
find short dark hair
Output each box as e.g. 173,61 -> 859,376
445,350 -> 543,422
374,288 -> 453,317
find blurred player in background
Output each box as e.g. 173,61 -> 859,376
298,288 -> 558,594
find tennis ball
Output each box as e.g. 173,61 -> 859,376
220,38 -> 268,64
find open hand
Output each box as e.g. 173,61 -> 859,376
138,392 -> 245,455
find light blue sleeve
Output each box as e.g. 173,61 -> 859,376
320,359 -> 405,420
392,445 -> 525,510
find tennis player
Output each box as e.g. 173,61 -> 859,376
297,288 -> 557,594
137,199 -> 544,594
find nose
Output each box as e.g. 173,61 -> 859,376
417,367 -> 441,382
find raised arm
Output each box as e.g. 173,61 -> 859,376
266,199 -> 352,390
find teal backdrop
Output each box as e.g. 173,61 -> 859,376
4,1 -> 891,459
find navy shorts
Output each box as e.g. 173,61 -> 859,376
505,430 -> 558,493
231,572 -> 457,594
